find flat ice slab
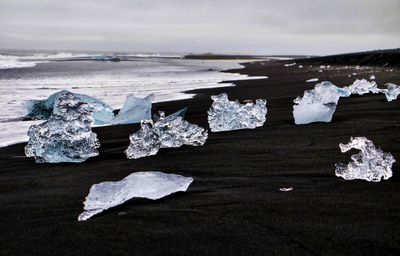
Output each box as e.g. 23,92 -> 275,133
78,171 -> 194,221
335,137 -> 396,182
306,78 -> 319,82
207,93 -> 267,132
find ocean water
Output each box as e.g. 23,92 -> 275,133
0,50 -> 267,147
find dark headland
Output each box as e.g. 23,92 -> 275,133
1,49 -> 400,256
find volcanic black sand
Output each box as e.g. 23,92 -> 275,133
1,57 -> 400,256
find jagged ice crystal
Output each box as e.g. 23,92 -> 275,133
207,93 -> 267,132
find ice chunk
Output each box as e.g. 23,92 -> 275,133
293,81 -> 349,125
342,79 -> 381,95
207,93 -> 267,132
384,83 -> 400,102
125,110 -> 208,159
279,187 -> 293,192
25,92 -> 100,163
370,75 -> 376,80
78,171 -> 193,221
335,137 -> 396,182
153,107 -> 187,122
25,90 -> 114,125
284,62 -> 296,67
306,78 -> 319,82
112,94 -> 154,125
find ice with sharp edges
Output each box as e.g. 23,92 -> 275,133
207,93 -> 267,132
25,90 -> 114,125
342,79 -> 382,95
78,171 -> 193,221
335,137 -> 396,182
25,92 -> 100,163
112,94 -> 154,125
384,83 -> 400,102
125,109 -> 208,159
293,81 -> 350,125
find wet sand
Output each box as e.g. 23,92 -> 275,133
1,58 -> 400,255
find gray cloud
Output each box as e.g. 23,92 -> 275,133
0,0 -> 399,55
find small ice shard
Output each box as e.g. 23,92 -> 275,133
25,90 -> 114,125
384,83 -> 400,102
279,187 -> 293,192
293,81 -> 349,125
335,137 -> 396,182
298,65 -> 303,68
125,109 -> 207,159
112,94 -> 154,125
153,107 -> 187,122
207,93 -> 267,132
306,78 -> 319,83
370,75 -> 376,80
284,62 -> 296,67
25,92 -> 100,163
78,171 -> 193,221
343,79 -> 382,95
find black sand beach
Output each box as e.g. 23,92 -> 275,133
1,56 -> 400,255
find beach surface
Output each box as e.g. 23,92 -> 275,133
1,56 -> 400,255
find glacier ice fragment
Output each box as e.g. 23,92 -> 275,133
25,90 -> 114,125
112,94 -> 154,125
293,81 -> 349,125
78,171 -> 193,221
279,187 -> 293,192
384,83 -> 400,102
306,78 -> 319,82
342,79 -> 382,95
125,109 -> 208,159
25,92 -> 100,163
335,137 -> 396,182
207,93 -> 267,132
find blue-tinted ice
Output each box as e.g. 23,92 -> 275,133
25,90 -> 114,125
112,94 -> 154,125
293,81 -> 349,125
25,92 -> 100,163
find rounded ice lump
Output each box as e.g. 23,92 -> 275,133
25,92 -> 100,163
207,93 -> 267,132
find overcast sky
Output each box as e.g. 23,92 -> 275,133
0,0 -> 399,55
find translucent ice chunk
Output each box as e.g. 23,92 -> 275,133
78,171 -> 193,221
25,90 -> 114,125
335,137 -> 396,182
112,94 -> 154,125
343,79 -> 382,95
293,81 -> 349,125
306,78 -> 319,82
384,83 -> 400,102
125,110 -> 208,159
25,92 -> 100,163
207,93 -> 267,132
